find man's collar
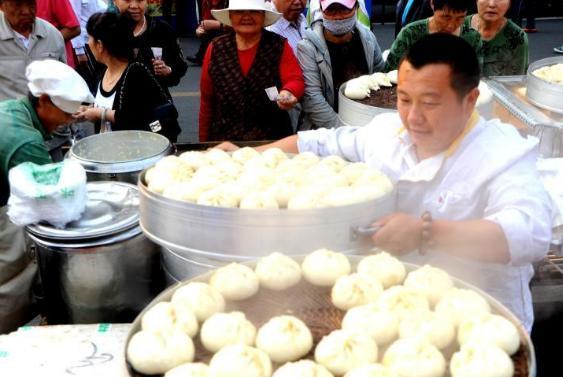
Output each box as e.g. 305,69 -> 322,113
0,14 -> 43,40
273,11 -> 305,30
445,110 -> 480,157
396,110 -> 480,157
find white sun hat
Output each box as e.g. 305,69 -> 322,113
211,0 -> 282,27
26,59 -> 94,114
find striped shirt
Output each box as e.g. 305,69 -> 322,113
266,13 -> 307,53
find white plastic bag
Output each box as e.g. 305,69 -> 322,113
7,160 -> 87,228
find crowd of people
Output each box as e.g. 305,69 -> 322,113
0,0 -> 557,339
194,0 -> 530,141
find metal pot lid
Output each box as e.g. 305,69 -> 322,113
70,131 -> 171,163
27,182 -> 139,240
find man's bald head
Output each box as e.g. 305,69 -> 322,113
273,0 -> 306,22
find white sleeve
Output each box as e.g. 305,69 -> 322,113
484,151 -> 553,266
297,112 -> 403,162
70,0 -> 84,50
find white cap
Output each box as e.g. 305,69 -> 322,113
26,59 -> 95,114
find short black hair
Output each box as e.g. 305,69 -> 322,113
432,0 -> 473,12
401,33 -> 480,99
86,12 -> 135,60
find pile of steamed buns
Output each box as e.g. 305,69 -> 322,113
145,148 -> 393,209
127,250 -> 521,377
343,71 -> 398,100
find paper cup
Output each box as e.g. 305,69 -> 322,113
151,47 -> 163,60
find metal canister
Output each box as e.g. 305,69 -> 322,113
26,182 -> 163,324
67,131 -> 173,183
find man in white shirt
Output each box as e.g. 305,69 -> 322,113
266,0 -> 307,52
219,33 -> 553,331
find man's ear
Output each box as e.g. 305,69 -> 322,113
37,94 -> 53,109
465,86 -> 480,110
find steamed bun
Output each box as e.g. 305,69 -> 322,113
273,360 -> 334,377
141,301 -> 198,338
200,311 -> 256,353
171,282 -> 225,322
331,273 -> 383,310
450,343 -> 514,377
315,330 -> 378,375
403,265 -> 454,307
209,344 -> 272,377
165,362 -> 210,377
342,303 -> 399,345
256,315 -> 313,363
127,329 -> 195,375
382,338 -> 446,377
209,263 -> 260,301
255,252 -> 302,290
357,252 -> 406,288
302,249 -> 351,287
435,288 -> 491,327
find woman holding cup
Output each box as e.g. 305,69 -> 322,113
114,0 -> 188,96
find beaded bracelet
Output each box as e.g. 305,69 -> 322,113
419,211 -> 434,255
100,107 -> 107,124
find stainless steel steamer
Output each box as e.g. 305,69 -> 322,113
68,131 -> 173,183
26,182 -> 164,324
138,171 -> 397,281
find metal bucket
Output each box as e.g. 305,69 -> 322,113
527,56 -> 563,114
26,182 -> 164,324
338,83 -> 396,127
67,131 -> 172,183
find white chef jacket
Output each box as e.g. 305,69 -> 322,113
298,111 -> 553,331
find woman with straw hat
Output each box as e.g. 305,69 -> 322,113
199,0 -> 305,141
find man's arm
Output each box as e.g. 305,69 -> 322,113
371,213 -> 511,264
10,142 -> 52,170
295,40 -> 339,129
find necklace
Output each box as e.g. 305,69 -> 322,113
134,16 -> 147,37
103,69 -> 123,88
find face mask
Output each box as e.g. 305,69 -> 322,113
322,14 -> 356,36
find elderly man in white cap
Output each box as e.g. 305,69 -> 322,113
0,59 -> 93,334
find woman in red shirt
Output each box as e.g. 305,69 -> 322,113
199,0 -> 304,142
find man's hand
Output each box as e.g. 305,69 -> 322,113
214,141 -> 240,152
371,213 -> 422,255
276,90 -> 298,110
152,59 -> 172,77
74,106 -> 102,122
195,24 -> 206,38
76,54 -> 88,64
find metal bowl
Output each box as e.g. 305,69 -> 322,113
68,131 -> 173,183
124,257 -> 535,377
527,56 -> 563,114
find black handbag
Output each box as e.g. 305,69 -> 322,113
118,62 -> 181,141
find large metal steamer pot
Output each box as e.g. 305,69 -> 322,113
338,82 -> 397,127
526,56 -> 563,114
67,131 -> 173,183
26,182 -> 164,324
139,171 -> 396,282
125,258 -> 536,377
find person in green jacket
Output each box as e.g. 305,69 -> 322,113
465,0 -> 528,76
0,59 -> 93,334
385,0 -> 481,72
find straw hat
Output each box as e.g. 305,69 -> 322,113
211,0 -> 282,27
